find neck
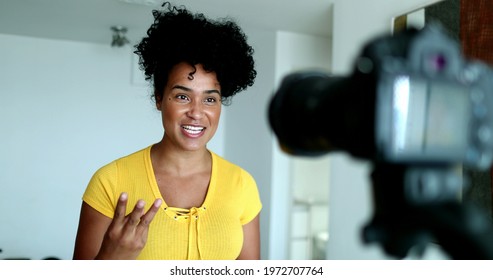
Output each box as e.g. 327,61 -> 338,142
150,140 -> 211,176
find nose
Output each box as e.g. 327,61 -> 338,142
186,100 -> 204,119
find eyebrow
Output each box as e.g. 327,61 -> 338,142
172,85 -> 221,95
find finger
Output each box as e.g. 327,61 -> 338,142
139,199 -> 162,228
113,192 -> 129,224
125,199 -> 146,228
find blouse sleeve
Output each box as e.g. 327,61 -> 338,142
82,161 -> 118,218
239,169 -> 262,225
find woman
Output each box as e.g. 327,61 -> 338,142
73,3 -> 261,260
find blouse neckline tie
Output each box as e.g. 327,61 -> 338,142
164,206 -> 207,260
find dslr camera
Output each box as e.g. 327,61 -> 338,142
269,25 -> 493,259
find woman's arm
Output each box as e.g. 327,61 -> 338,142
73,201 -> 112,259
236,214 -> 260,260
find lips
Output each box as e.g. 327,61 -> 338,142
182,125 -> 206,136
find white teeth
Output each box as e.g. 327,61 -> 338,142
182,125 -> 205,134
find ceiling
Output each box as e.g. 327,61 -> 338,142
0,0 -> 334,46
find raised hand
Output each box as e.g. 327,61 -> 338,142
95,192 -> 162,259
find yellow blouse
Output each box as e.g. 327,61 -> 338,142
82,146 -> 262,260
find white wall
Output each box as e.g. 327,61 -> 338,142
0,33 -> 225,259
327,0 -> 447,259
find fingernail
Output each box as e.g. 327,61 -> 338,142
154,199 -> 163,207
120,192 -> 128,200
137,200 -> 145,208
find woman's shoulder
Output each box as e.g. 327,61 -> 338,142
210,151 -> 255,182
210,151 -> 241,171
93,145 -> 151,176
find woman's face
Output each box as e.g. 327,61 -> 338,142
157,62 -> 222,152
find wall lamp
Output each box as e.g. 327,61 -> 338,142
111,25 -> 130,47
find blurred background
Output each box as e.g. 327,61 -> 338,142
1,0 -> 480,260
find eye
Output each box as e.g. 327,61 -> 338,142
204,97 -> 218,104
175,94 -> 190,102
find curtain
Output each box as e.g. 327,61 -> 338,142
460,0 -> 493,217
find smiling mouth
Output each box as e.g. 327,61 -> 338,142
182,125 -> 205,135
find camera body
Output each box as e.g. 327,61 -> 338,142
269,25 -> 493,171
374,26 -> 493,170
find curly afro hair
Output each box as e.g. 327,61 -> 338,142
134,2 -> 257,105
